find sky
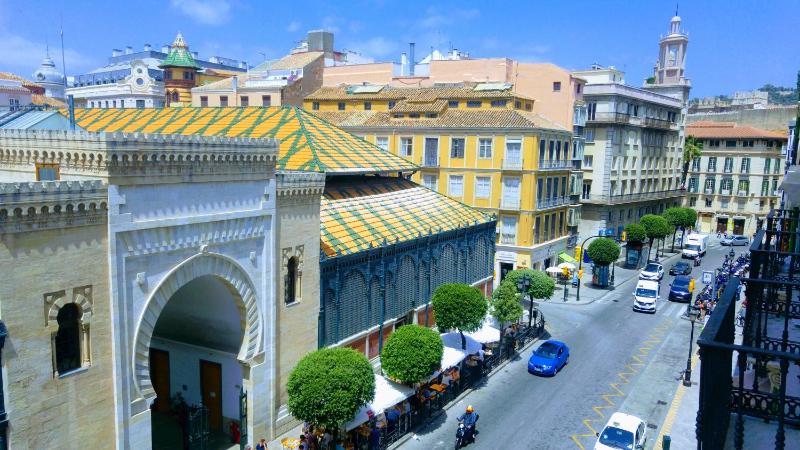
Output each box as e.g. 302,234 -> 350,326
0,0 -> 797,98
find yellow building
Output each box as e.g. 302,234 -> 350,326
306,83 -> 582,278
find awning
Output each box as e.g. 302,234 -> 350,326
441,332 -> 483,356
464,316 -> 501,344
780,165 -> 800,205
559,252 -> 577,264
345,374 -> 415,430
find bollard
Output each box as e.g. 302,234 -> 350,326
662,435 -> 671,450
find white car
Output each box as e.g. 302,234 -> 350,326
594,412 -> 648,450
638,262 -> 663,281
633,280 -> 660,314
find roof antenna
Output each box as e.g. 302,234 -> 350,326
675,2 -> 679,16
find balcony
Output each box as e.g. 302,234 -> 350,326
571,160 -> 582,171
582,189 -> 685,205
696,211 -> 800,449
722,189 -> 732,196
705,188 -> 714,195
737,190 -> 749,197
586,112 -> 631,125
502,158 -> 523,171
536,196 -> 569,210
642,116 -> 675,130
538,159 -> 572,170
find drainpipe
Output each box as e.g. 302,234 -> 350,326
0,321 -> 8,450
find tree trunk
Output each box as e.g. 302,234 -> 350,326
681,227 -> 687,249
460,330 -> 466,350
681,161 -> 690,187
646,238 -> 654,262
671,230 -> 677,252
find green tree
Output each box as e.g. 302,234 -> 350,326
504,269 -> 555,302
381,325 -> 443,385
682,135 -> 703,186
287,347 -> 375,431
431,283 -> 488,350
663,207 -> 687,251
624,223 -> 647,245
586,237 -> 621,266
640,214 -> 671,262
490,280 -> 525,349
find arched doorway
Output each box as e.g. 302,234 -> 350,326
134,253 -> 262,450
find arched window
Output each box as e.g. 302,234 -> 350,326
55,303 -> 81,374
286,256 -> 299,304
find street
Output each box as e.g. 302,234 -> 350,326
399,239 -> 740,450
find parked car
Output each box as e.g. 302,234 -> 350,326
528,340 -> 569,376
639,263 -> 664,281
669,261 -> 692,276
668,275 -> 695,303
721,235 -> 749,246
633,280 -> 660,314
593,412 -> 648,450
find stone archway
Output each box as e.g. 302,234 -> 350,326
132,252 -> 262,401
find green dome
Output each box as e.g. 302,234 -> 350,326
159,33 -> 201,69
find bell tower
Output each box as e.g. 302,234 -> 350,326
159,32 -> 201,107
653,14 -> 689,85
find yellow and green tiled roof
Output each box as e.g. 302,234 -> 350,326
320,176 -> 492,257
64,106 -> 418,174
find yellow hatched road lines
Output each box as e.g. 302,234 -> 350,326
570,321 -> 672,449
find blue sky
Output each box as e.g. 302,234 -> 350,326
1,0 -> 797,98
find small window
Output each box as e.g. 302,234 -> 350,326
393,113 -> 404,118
120,100 -> 125,108
553,81 -> 561,92
450,138 -> 465,159
36,163 -> 59,181
475,176 -> 491,198
448,100 -> 459,108
478,138 -> 493,159
514,100 -> 521,109
200,96 -> 208,107
400,137 -> 413,157
525,103 -> 532,111
409,113 -> 420,118
240,96 -> 249,107
725,140 -> 736,147
388,100 -> 396,109
375,136 -> 389,151
259,95 -> 271,107
312,101 -> 319,110
112,100 -> 116,108
490,100 -> 507,107
449,175 -> 464,196
364,101 -> 372,110
466,101 -> 482,108
136,99 -> 146,109
425,113 -> 437,118
286,257 -> 300,304
220,96 -> 228,107
337,102 -> 345,111
183,71 -> 191,80
165,70 -> 172,80
55,303 -> 81,375
576,83 -> 582,94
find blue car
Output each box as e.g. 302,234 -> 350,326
528,340 -> 570,376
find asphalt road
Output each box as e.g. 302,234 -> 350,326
400,239 -> 744,450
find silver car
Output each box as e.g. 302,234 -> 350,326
721,235 -> 749,246
639,263 -> 664,281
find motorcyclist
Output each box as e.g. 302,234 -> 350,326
694,254 -> 701,267
458,405 -> 479,441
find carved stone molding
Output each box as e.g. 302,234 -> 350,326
43,285 -> 93,327
0,180 -> 108,233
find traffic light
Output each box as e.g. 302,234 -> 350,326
562,267 -> 570,277
621,231 -> 627,242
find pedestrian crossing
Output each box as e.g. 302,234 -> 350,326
657,301 -> 690,319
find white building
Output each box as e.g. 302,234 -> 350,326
32,54 -> 66,101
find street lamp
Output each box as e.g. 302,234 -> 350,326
517,275 -> 533,328
683,305 -> 700,387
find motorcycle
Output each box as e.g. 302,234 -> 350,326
455,422 -> 476,449
694,256 -> 701,267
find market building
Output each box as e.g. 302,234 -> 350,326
306,83 -> 578,281
685,121 -> 787,235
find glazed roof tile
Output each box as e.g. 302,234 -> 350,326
65,106 -> 418,174
320,176 -> 491,256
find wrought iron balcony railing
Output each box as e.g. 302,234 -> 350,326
537,159 -> 572,170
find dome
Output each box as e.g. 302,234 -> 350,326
671,15 -> 681,23
32,56 -> 65,86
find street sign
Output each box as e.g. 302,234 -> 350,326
702,270 -> 713,285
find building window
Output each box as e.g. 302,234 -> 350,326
688,177 -> 699,193
120,100 -> 125,108
478,138 -> 493,159
261,95 -> 272,107
490,100 -> 507,107
165,70 -> 172,80
740,157 -> 750,173
707,140 -> 720,147
183,71 -> 191,80
240,96 -> 249,107
466,101 -> 481,108
286,256 -> 300,304
449,175 -> 464,196
762,180 -> 770,196
534,216 -> 541,244
448,100 -> 459,108
525,103 -> 532,111
200,96 -> 209,107
475,176 -> 491,199
721,177 -> 733,193
705,198 -> 712,207
576,83 -> 582,94
738,180 -> 749,195
742,140 -> 754,147
388,100 -> 396,109
585,128 -> 594,142
338,102 -> 346,111
425,113 -> 437,118
691,158 -> 701,171
400,137 -> 413,156
514,100 -> 521,109
36,163 -> 59,181
689,197 -> 697,207
583,155 -> 593,168
764,158 -> 771,173
450,138 -> 466,158
220,96 -> 228,107
105,100 -> 109,108
723,157 -> 733,173
55,303 -> 81,375
422,174 -> 437,191
364,101 -> 372,110
136,99 -> 146,109
112,100 -> 116,108
725,140 -> 736,148
707,157 -> 717,172
375,136 -> 389,151
774,159 -> 781,174
552,81 -> 561,92
704,177 -> 716,193
500,216 -> 518,245
312,101 -> 320,110
409,113 -> 420,118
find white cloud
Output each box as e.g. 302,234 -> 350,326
419,7 -> 480,29
321,16 -> 341,33
0,32 -> 96,76
170,0 -> 231,26
347,36 -> 398,58
286,20 -> 301,33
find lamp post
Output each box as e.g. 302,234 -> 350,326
683,305 -> 700,387
517,275 -> 533,328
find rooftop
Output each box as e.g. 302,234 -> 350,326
305,83 -> 533,102
687,121 -> 787,139
252,51 -> 324,72
314,109 -> 568,132
320,176 -> 491,257
159,33 -> 202,70
64,106 -> 418,174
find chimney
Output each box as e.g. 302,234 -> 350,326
209,56 -> 219,64
400,52 -> 408,76
125,46 -> 133,55
409,42 -> 415,77
144,44 -> 152,51
239,61 -> 248,69
162,45 -> 170,53
111,49 -> 122,57
232,76 -> 238,97
192,51 -> 199,59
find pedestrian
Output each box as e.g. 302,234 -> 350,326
368,424 -> 381,450
307,432 -> 319,450
321,431 -> 333,450
255,438 -> 267,450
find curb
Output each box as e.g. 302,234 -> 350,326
653,351 -> 700,450
387,332 -> 544,449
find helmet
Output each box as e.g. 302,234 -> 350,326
466,405 -> 474,413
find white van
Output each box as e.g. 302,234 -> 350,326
633,280 -> 660,313
682,233 -> 708,258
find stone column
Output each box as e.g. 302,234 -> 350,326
81,324 -> 91,365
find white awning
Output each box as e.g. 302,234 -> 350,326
441,332 -> 483,355
345,374 -> 415,430
464,318 -> 501,344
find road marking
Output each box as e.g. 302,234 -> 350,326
569,321 -> 672,449
653,351 -> 700,450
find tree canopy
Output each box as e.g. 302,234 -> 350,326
624,223 -> 647,244
586,237 -> 621,266
663,207 -> 686,229
431,283 -> 487,349
381,325 -> 444,385
287,347 -> 375,431
504,269 -> 554,301
682,208 -> 698,229
641,214 -> 672,240
682,135 -> 703,185
490,280 -> 524,324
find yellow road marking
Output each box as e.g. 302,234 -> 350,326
570,321 -> 671,448
653,352 -> 700,450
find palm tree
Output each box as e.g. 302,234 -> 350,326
681,135 -> 703,188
